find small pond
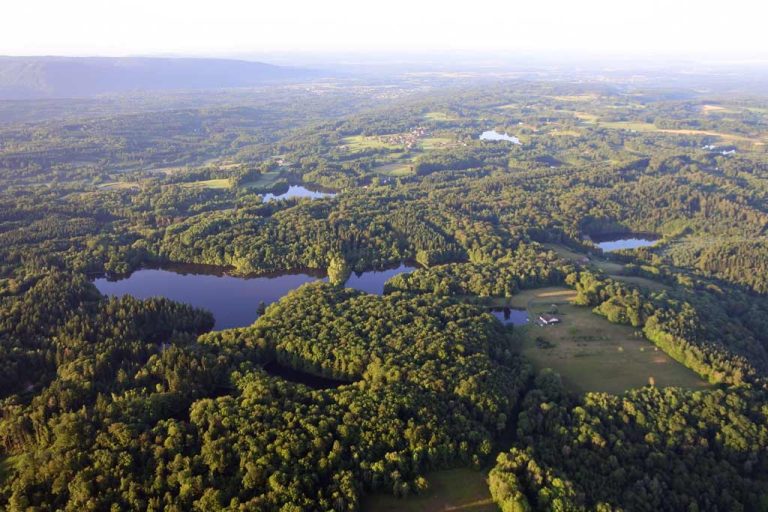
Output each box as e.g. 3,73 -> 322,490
480,130 -> 521,144
94,262 -> 416,330
263,361 -> 350,389
262,184 -> 336,202
490,307 -> 529,326
592,233 -> 659,252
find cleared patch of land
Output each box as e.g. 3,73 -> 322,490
577,117 -> 766,144
550,94 -> 599,102
424,111 -> 459,122
542,243 -> 669,291
658,128 -> 765,144
363,468 -> 494,512
342,135 -> 401,151
573,111 -> 599,123
542,243 -> 623,274
98,181 -> 141,191
182,178 -> 231,189
420,137 -> 455,151
597,121 -> 659,131
515,287 -> 708,394
701,104 -> 738,114
373,161 -> 414,177
548,128 -> 581,137
608,274 -> 670,292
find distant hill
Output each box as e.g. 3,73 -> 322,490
0,56 -> 319,99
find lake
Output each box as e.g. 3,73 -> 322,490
490,307 -> 529,326
262,184 -> 336,202
344,263 -> 417,295
479,130 -> 521,144
94,262 -> 416,330
592,233 -> 659,252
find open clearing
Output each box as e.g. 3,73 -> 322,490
515,287 -> 708,394
373,161 -> 415,177
580,118 -> 766,144
701,104 -> 739,114
424,111 -> 459,122
542,243 -> 669,292
542,243 -> 624,274
550,94 -> 599,102
363,468 -> 494,512
420,137 -> 455,151
342,135 -> 401,151
548,128 -> 582,137
182,178 -> 231,189
98,181 -> 141,191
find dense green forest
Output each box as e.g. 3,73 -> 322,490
1,77 -> 768,510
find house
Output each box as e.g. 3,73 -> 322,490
539,314 -> 560,325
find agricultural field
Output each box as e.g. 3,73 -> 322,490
541,243 -> 669,291
419,136 -> 455,151
182,178 -> 231,189
97,181 -> 141,191
513,287 -> 708,394
373,161 -> 415,177
363,468 -> 494,512
424,111 -> 459,122
342,134 -> 402,151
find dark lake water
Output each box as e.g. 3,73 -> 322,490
94,263 -> 416,330
592,233 -> 659,252
344,264 -> 417,295
480,130 -> 521,144
490,307 -> 529,326
263,361 -> 350,389
262,184 -> 336,202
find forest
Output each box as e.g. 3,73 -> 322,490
1,76 -> 767,510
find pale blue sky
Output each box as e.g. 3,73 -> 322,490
2,0 -> 766,59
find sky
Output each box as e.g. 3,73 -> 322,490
1,0 -> 767,60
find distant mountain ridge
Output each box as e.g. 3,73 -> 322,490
0,56 -> 319,99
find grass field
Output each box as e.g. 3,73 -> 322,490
550,94 -> 599,102
548,128 -> 582,137
541,243 -> 624,274
342,135 -> 400,151
182,178 -> 231,189
701,104 -> 739,114
657,128 -> 765,144
373,161 -> 415,177
363,468 -> 495,512
573,111 -> 600,123
597,121 -> 659,131
424,111 -> 459,122
420,137 -> 454,151
577,116 -> 766,144
515,287 -> 708,394
98,181 -> 141,190
541,243 -> 669,292
608,274 -> 670,292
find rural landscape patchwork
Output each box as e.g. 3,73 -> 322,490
1,2 -> 768,511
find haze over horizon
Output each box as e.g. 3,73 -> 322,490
2,0 -> 767,63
